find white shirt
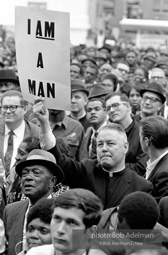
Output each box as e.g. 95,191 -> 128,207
146,150 -> 168,179
4,120 -> 25,170
26,244 -> 54,255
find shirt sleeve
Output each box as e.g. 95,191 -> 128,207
40,128 -> 56,150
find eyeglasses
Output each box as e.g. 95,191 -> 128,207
106,102 -> 127,112
142,96 -> 161,103
0,105 -> 24,113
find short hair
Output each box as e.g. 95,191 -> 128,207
99,123 -> 128,143
118,191 -> 159,229
70,63 -> 83,75
0,90 -> 28,106
87,98 -> 106,108
26,198 -> 54,229
140,116 -> 168,149
52,188 -> 103,228
105,92 -> 131,105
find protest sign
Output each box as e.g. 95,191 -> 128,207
15,6 -> 71,110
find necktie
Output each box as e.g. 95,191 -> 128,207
4,130 -> 14,175
89,131 -> 98,158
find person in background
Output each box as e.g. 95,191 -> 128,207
134,82 -> 166,122
101,73 -> 118,93
128,84 -> 144,116
70,63 -> 83,80
105,92 -> 148,176
70,79 -> 90,131
133,66 -> 148,85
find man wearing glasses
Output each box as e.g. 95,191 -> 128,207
105,92 -> 147,176
0,91 -> 39,176
138,82 -> 166,121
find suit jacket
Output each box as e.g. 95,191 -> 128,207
49,145 -> 153,209
159,196 -> 168,228
147,153 -> 168,203
0,119 -> 40,170
3,200 -> 29,255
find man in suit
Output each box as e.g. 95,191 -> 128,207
140,115 -> 168,203
33,100 -> 153,210
3,149 -> 64,255
0,91 -> 39,176
159,196 -> 168,228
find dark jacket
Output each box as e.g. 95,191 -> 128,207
49,145 -> 153,209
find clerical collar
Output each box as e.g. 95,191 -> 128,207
102,167 -> 125,177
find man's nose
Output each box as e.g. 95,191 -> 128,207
57,221 -> 66,234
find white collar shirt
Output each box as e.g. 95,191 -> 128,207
4,120 -> 25,170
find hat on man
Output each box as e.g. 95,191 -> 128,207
16,149 -> 64,183
88,83 -> 109,100
71,79 -> 89,96
0,69 -> 19,84
143,53 -> 156,63
140,82 -> 166,104
81,57 -> 97,66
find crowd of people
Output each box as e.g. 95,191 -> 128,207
0,33 -> 168,255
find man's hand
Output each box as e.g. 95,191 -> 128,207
33,98 -> 50,133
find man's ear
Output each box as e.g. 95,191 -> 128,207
49,176 -> 57,188
144,137 -> 150,147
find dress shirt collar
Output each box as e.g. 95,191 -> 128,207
146,150 -> 168,179
5,120 -> 25,137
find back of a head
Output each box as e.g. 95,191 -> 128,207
52,188 -> 103,228
118,191 -> 159,230
140,116 -> 168,149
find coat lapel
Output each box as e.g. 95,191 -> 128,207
148,154 -> 168,180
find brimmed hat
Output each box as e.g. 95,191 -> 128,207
16,149 -> 64,183
88,84 -> 109,100
140,82 -> 166,104
81,57 -> 97,66
143,54 -> 156,63
71,79 -> 89,96
0,69 -> 19,84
